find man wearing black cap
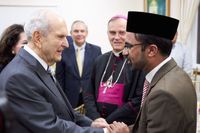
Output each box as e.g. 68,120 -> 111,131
124,11 -> 197,133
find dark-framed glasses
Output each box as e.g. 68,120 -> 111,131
125,42 -> 143,49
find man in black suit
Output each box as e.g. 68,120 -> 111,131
56,20 -> 102,108
0,9 -> 124,133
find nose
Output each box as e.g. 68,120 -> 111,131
62,37 -> 69,48
65,40 -> 69,48
113,33 -> 120,39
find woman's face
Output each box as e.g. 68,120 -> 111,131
12,32 -> 27,54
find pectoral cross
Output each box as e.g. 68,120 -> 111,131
103,75 -> 113,94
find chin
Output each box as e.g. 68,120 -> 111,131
114,47 -> 124,52
55,57 -> 61,62
56,59 -> 61,62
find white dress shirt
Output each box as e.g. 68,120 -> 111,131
73,42 -> 86,65
24,45 -> 48,71
146,56 -> 171,83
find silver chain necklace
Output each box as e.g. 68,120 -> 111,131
100,52 -> 127,93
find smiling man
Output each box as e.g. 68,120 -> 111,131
55,20 -> 102,108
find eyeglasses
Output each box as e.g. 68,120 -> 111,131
125,42 -> 143,49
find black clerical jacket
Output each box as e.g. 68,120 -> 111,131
83,51 -> 145,125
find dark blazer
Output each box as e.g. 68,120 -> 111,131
84,51 -> 145,125
0,64 -> 5,73
56,40 -> 102,108
0,48 -> 103,133
132,59 -> 197,133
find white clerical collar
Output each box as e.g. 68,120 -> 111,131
112,50 -> 123,57
146,56 -> 171,83
24,45 -> 48,71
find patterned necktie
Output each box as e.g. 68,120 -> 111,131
141,79 -> 150,106
76,48 -> 83,77
47,66 -> 56,83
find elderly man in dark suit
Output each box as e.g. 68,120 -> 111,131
0,9 -> 130,133
121,11 -> 196,133
56,21 -> 102,108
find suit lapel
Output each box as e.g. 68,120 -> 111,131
37,63 -> 73,107
19,49 -> 75,119
147,59 -> 177,96
37,70 -> 75,120
132,59 -> 177,132
82,43 -> 90,77
19,49 -> 63,100
55,81 -> 75,119
69,43 -> 80,77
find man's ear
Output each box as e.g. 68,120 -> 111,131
147,44 -> 158,57
32,31 -> 42,48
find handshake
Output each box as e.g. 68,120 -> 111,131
91,118 -> 130,133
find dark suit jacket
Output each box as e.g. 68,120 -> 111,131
56,40 -> 102,108
0,64 -> 6,73
84,51 -> 145,125
0,48 -> 103,133
132,59 -> 197,133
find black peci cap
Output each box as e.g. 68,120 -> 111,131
126,11 -> 179,40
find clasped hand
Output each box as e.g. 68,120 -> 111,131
91,118 -> 130,133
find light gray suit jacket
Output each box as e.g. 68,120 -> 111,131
0,48 -> 103,133
132,59 -> 197,133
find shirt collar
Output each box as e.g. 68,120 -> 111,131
146,56 -> 171,83
112,50 -> 123,57
73,42 -> 86,50
24,45 -> 48,71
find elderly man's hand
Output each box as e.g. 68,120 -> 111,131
107,121 -> 130,133
91,118 -> 109,128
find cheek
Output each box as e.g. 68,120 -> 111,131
129,49 -> 140,60
108,36 -> 114,42
48,40 -> 58,49
128,50 -> 134,60
129,49 -> 135,56
121,35 -> 126,41
16,43 -> 22,48
14,44 -> 23,52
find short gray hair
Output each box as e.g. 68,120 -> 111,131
70,20 -> 88,32
24,10 -> 50,41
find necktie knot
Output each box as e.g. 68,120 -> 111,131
77,47 -> 81,52
47,66 -> 56,82
47,66 -> 53,75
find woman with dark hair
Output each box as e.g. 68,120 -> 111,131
0,24 -> 27,72
0,24 -> 27,133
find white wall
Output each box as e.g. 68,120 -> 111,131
58,0 -> 143,53
0,0 -> 143,53
0,0 -> 59,41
